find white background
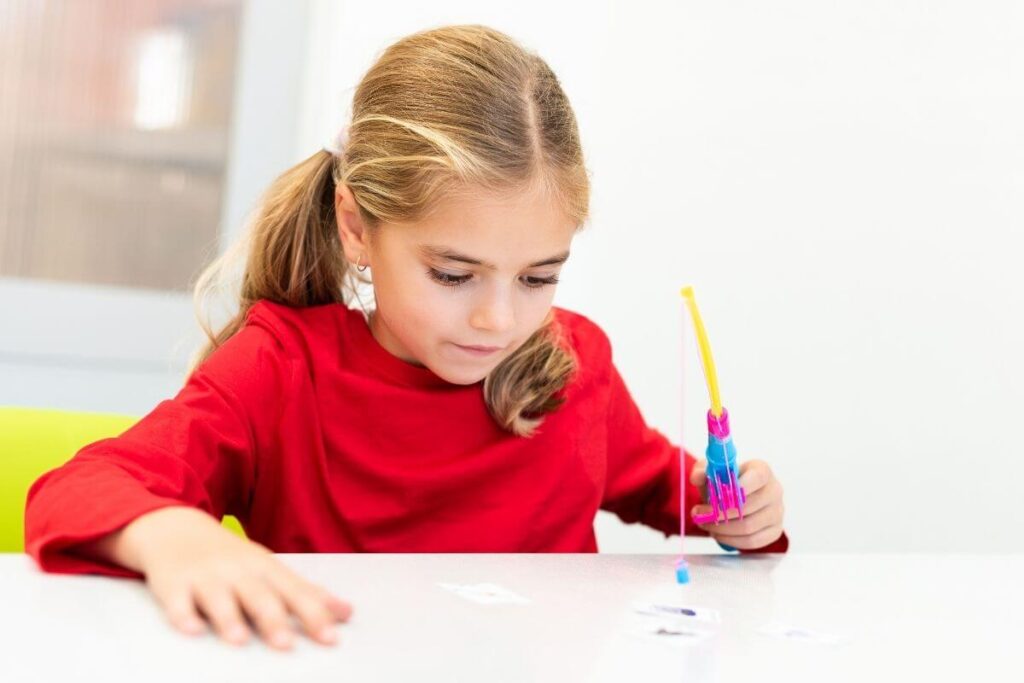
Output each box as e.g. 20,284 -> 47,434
297,0 -> 1024,552
4,1 -> 1022,553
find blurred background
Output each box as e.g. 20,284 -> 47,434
1,1 -> 1021,553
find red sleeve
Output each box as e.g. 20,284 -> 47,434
600,360 -> 706,539
24,323 -> 288,576
600,359 -> 790,553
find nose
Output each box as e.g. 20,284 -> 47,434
469,287 -> 516,334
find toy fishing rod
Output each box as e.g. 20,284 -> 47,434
675,286 -> 746,584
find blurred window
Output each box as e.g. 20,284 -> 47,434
0,0 -> 242,291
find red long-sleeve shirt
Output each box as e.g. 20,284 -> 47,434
25,301 -> 787,576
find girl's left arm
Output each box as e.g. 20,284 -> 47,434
600,361 -> 789,552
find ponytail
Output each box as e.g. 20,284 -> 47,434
191,150 -> 353,368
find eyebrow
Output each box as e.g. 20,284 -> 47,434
420,245 -> 570,270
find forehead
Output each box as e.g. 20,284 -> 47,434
390,182 -> 578,265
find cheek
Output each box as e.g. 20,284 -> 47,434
519,289 -> 558,331
383,278 -> 462,340
413,294 -> 463,338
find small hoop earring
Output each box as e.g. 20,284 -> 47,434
355,254 -> 368,273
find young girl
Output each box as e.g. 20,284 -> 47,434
25,25 -> 787,651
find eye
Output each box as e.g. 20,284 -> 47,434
521,274 -> 560,289
428,268 -> 472,287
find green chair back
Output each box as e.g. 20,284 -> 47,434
0,406 -> 245,552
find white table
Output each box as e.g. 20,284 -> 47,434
2,553 -> 1018,682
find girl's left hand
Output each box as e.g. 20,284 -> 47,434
689,459 -> 785,550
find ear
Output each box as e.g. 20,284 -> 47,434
335,183 -> 370,266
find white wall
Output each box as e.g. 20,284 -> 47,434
299,1 -> 1023,552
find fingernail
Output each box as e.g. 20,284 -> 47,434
271,631 -> 293,649
183,618 -> 205,635
227,624 -> 248,643
318,626 -> 337,644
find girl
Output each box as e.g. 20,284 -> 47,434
25,25 -> 787,651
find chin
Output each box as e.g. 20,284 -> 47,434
433,365 -> 489,386
427,354 -> 497,385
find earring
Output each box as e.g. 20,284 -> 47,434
355,253 -> 368,272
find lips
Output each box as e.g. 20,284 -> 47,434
453,342 -> 504,355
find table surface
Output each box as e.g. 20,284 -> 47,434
2,552 -> 1019,682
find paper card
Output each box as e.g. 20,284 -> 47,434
625,616 -> 716,645
757,621 -> 847,646
437,582 -> 531,605
632,601 -> 722,625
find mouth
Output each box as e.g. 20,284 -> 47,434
452,343 -> 504,356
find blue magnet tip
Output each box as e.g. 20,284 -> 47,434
675,565 -> 690,584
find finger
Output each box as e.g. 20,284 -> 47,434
235,577 -> 294,650
323,592 -> 354,622
720,525 -> 784,550
738,460 -> 773,495
266,571 -> 349,645
263,560 -> 353,623
152,584 -> 206,636
695,503 -> 782,539
193,582 -> 250,645
691,478 -> 781,522
689,460 -> 707,490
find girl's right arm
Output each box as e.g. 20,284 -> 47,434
25,319 -> 352,649
75,506 -> 351,649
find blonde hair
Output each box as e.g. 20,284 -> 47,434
192,24 -> 590,436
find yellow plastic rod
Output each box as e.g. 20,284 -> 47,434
680,286 -> 723,417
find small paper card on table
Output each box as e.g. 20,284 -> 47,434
757,621 -> 847,646
437,582 -> 531,605
625,616 -> 716,645
632,601 -> 721,625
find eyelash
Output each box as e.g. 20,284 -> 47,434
427,268 -> 559,289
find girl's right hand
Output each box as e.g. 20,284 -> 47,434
90,506 -> 352,650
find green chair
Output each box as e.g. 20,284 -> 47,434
0,406 -> 245,553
